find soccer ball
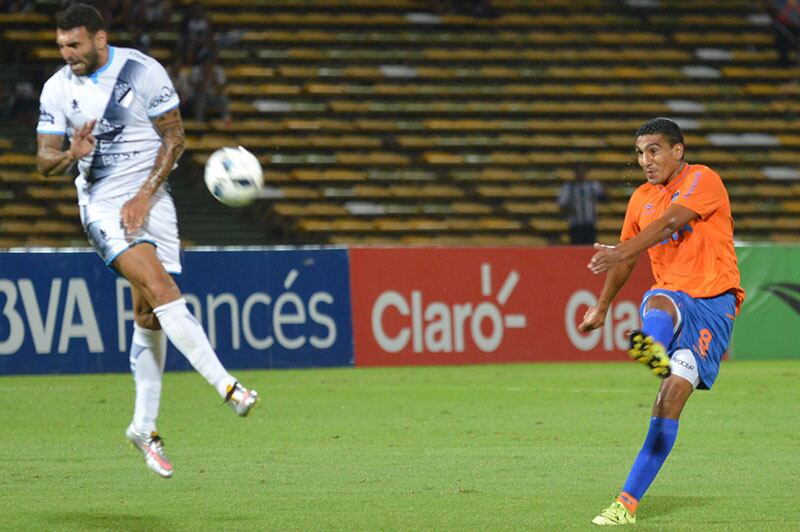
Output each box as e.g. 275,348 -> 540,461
204,146 -> 264,207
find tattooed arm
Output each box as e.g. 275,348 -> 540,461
120,108 -> 185,232
36,119 -> 97,176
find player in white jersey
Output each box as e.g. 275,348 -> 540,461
35,4 -> 259,479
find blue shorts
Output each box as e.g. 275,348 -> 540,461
640,289 -> 736,390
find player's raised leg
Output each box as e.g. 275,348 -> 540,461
628,293 -> 677,378
114,243 -> 259,415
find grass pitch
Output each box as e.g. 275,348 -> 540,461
1,360 -> 798,531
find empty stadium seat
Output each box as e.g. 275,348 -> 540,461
2,0 -> 798,246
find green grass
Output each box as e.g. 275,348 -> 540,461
1,360 -> 798,531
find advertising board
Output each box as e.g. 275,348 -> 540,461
0,248 -> 353,375
349,247 -> 654,367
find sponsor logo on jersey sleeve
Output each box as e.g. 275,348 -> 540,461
149,86 -> 176,109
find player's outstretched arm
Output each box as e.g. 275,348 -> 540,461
579,254 -> 638,332
121,108 -> 185,232
140,107 -> 186,198
36,119 -> 96,176
588,203 -> 698,274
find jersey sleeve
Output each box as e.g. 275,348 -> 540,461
620,190 -> 643,242
674,166 -> 726,220
36,78 -> 67,135
140,61 -> 180,118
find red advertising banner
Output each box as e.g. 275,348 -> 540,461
350,247 -> 655,367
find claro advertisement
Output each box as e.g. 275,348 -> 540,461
349,247 -> 654,367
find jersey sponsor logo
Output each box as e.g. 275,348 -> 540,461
97,150 -> 142,167
655,223 -> 693,247
38,106 -> 55,125
88,118 -> 132,182
148,86 -> 176,109
93,119 -> 126,157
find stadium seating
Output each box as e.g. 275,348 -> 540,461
1,0 -> 799,246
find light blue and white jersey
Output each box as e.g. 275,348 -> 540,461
37,46 -> 180,205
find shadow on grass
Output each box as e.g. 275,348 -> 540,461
41,511 -> 169,531
642,494 -> 717,517
40,511 -> 259,530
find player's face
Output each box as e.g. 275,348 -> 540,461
635,134 -> 685,186
56,27 -> 106,76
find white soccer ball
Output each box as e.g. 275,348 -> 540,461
204,146 -> 264,207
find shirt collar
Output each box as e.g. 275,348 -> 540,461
89,46 -> 115,84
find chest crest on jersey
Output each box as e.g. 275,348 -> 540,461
113,80 -> 135,108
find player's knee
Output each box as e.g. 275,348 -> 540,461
140,276 -> 181,308
134,312 -> 161,330
645,294 -> 678,321
652,376 -> 692,419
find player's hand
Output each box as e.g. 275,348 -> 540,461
587,243 -> 622,274
121,193 -> 151,233
68,119 -> 97,160
578,305 -> 605,332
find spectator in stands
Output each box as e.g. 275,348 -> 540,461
557,163 -> 607,245
10,80 -> 39,121
765,0 -> 800,67
189,52 -> 230,125
128,0 -> 173,54
179,1 -> 215,66
1,0 -> 33,12
130,0 -> 172,28
433,0 -> 497,17
166,60 -> 193,117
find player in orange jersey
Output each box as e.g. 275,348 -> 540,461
577,118 -> 745,525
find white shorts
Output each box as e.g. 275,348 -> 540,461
670,348 -> 701,389
79,186 -> 182,274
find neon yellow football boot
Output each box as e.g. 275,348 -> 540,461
592,501 -> 636,526
628,329 -> 671,378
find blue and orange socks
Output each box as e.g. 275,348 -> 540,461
617,491 -> 638,515
619,416 -> 680,512
642,308 -> 674,348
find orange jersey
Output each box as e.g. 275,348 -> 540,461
621,163 -> 745,311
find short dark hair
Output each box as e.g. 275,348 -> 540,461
635,117 -> 685,147
55,3 -> 106,34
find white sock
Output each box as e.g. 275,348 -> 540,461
130,324 -> 166,435
153,298 -> 236,397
